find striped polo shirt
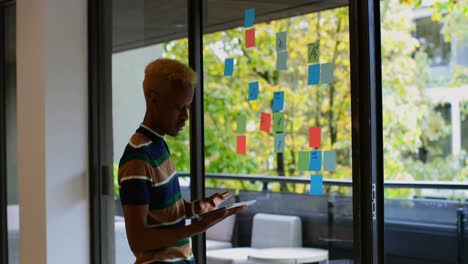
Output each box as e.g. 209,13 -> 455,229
118,124 -> 195,264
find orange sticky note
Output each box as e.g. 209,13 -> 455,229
260,112 -> 271,133
309,127 -> 321,148
237,135 -> 246,154
245,28 -> 255,48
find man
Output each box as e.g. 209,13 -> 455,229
118,58 -> 244,264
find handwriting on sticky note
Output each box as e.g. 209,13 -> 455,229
298,151 -> 309,171
320,63 -> 334,84
273,112 -> 284,132
308,64 -> 320,85
310,175 -> 323,195
276,51 -> 288,70
276,31 -> 287,51
245,28 -> 255,48
224,58 -> 234,76
274,133 -> 285,153
323,150 -> 337,171
248,82 -> 259,101
308,41 -> 320,64
236,115 -> 246,134
244,8 -> 255,28
309,150 -> 322,171
260,112 -> 271,133
272,91 -> 284,111
236,135 -> 246,154
309,127 -> 321,148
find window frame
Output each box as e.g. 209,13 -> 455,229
87,0 -> 385,263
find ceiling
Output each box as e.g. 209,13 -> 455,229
112,0 -> 347,53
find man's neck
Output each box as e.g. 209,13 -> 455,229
142,115 -> 165,137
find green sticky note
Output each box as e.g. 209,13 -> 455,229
298,151 -> 309,171
273,112 -> 284,132
308,41 -> 320,64
236,115 -> 246,134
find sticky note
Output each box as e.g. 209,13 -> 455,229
308,41 -> 320,64
248,82 -> 259,101
272,91 -> 284,111
237,135 -> 246,154
274,133 -> 285,153
224,58 -> 234,76
309,150 -> 322,171
276,31 -> 287,51
310,175 -> 323,195
244,8 -> 255,28
323,150 -> 337,171
298,151 -> 309,171
309,127 -> 321,148
245,28 -> 255,48
236,115 -> 246,134
260,112 -> 271,133
308,64 -> 320,85
320,63 -> 334,84
276,51 -> 288,70
273,112 -> 284,132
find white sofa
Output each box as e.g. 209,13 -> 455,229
207,213 -> 303,264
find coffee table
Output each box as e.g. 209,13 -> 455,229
247,247 -> 329,264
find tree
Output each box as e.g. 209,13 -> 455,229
162,0 -> 464,197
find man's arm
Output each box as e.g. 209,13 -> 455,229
123,203 -> 244,252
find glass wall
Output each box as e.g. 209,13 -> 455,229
381,0 -> 468,262
201,2 -> 354,263
4,3 -> 19,264
111,1 -> 189,263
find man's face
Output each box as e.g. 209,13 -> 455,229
153,83 -> 194,137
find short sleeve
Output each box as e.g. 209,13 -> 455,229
118,159 -> 153,205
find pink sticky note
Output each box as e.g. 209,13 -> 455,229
237,135 -> 246,154
260,112 -> 271,133
245,28 -> 255,48
309,127 -> 321,148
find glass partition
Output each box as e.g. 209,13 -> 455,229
111,1 -> 189,263
202,3 -> 354,263
381,0 -> 468,262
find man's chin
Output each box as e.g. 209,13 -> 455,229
168,130 -> 180,137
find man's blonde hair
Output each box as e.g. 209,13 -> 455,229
143,58 -> 197,101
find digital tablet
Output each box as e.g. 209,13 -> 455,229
195,200 -> 256,219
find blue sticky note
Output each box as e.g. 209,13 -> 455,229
310,175 -> 323,195
274,133 -> 285,153
323,150 -> 337,171
276,31 -> 287,51
320,63 -> 334,84
309,150 -> 322,171
248,82 -> 259,101
272,91 -> 284,111
244,8 -> 255,28
224,58 -> 234,76
308,64 -> 320,85
276,51 -> 288,70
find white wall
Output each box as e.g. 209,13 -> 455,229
16,0 -> 89,263
112,45 -> 163,163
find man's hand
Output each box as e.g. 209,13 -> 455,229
198,205 -> 246,230
197,191 -> 232,214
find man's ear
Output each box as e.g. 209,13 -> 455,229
150,91 -> 160,106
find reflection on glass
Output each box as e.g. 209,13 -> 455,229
382,0 -> 468,263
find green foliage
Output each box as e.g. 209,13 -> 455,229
159,0 -> 466,199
